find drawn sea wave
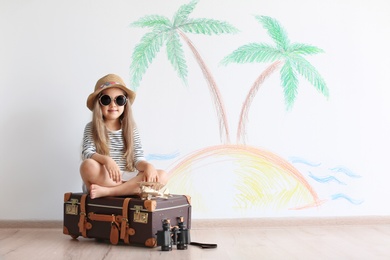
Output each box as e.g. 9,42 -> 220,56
289,156 -> 321,167
331,193 -> 364,205
146,151 -> 180,161
308,172 -> 346,185
329,166 -> 361,178
290,157 -> 363,206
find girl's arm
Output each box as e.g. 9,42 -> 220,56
136,160 -> 159,183
132,128 -> 158,182
82,122 -> 96,160
90,153 -> 122,183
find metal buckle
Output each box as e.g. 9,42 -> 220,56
65,204 -> 78,215
65,198 -> 79,215
133,205 -> 148,224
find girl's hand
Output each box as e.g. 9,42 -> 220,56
142,163 -> 159,183
104,156 -> 121,183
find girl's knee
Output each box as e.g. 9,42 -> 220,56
158,169 -> 168,185
80,159 -> 103,187
80,159 -> 100,175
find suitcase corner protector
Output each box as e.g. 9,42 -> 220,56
64,192 -> 72,202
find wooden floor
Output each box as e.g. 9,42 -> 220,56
1,219 -> 390,260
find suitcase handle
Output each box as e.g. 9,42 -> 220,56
88,212 -> 122,223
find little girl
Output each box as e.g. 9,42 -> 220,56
80,74 -> 167,199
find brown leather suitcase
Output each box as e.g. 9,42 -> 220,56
63,192 -> 191,247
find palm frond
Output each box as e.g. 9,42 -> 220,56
291,56 -> 329,97
166,32 -> 188,85
255,15 -> 290,50
130,31 -> 166,89
221,43 -> 282,65
180,18 -> 239,35
173,0 -> 198,27
130,15 -> 171,29
288,43 -> 324,56
280,60 -> 299,110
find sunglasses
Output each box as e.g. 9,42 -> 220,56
99,94 -> 127,106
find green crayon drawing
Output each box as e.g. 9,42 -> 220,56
130,0 -> 239,144
129,0 -> 336,214
222,15 -> 328,143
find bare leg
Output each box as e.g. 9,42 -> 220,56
90,169 -> 168,199
80,159 -> 120,193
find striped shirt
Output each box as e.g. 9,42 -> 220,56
82,122 -> 146,170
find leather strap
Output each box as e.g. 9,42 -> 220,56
120,198 -> 131,244
190,242 -> 218,249
110,223 -> 119,245
87,212 -> 123,245
88,213 -> 118,222
78,194 -> 88,238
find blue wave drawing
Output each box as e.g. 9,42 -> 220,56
289,156 -> 321,167
308,172 -> 346,185
331,193 -> 364,205
290,156 -> 364,207
146,151 -> 180,161
329,166 -> 361,178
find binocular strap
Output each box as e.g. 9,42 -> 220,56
190,242 -> 218,249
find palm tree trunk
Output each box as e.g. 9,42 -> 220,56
178,30 -> 230,144
237,60 -> 282,144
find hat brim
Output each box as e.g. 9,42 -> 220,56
86,84 -> 136,111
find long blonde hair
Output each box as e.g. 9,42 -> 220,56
91,97 -> 136,171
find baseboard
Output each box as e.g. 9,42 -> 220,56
192,216 -> 390,229
1,216 -> 389,229
0,220 -> 62,229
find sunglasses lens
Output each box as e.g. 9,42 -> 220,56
99,95 -> 111,106
115,95 -> 127,106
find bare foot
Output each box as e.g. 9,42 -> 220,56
89,182 -> 142,199
90,184 -> 111,199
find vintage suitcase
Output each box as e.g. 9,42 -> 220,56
63,192 -> 191,247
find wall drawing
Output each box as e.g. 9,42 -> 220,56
130,0 -> 238,144
221,15 -> 328,144
129,0 -> 362,216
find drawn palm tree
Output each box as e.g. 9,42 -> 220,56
130,0 -> 238,144
221,15 -> 329,144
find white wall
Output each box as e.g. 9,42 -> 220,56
1,0 -> 390,220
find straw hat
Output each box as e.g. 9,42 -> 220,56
86,74 -> 136,111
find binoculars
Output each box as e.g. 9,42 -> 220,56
156,216 -> 190,251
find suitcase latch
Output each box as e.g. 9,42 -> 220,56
133,205 -> 148,224
65,199 -> 78,215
